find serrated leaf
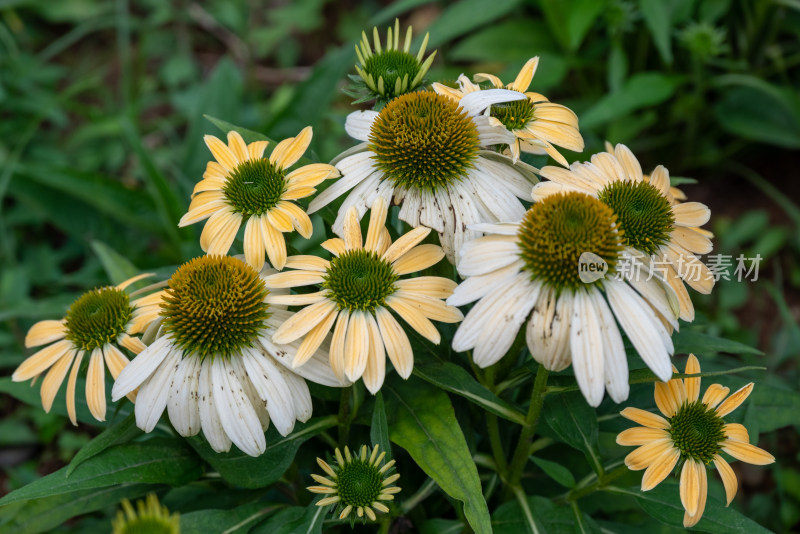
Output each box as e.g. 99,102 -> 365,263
413,360 -> 526,425
385,375 -> 491,534
187,416 -> 336,488
0,438 -> 200,505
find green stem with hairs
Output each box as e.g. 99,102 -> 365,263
506,366 -> 549,486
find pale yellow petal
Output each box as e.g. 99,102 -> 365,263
624,438 -> 674,470
383,227 -> 431,264
394,277 -> 457,299
511,57 -> 538,92
362,312 -> 386,394
270,126 -> 312,170
264,269 -> 325,289
40,349 -> 76,413
375,306 -> 413,379
682,461 -> 707,527
285,163 -> 337,189
723,423 -> 749,443
262,217 -> 287,270
321,238 -> 347,257
343,208 -> 362,251
721,440 -> 775,465
266,208 -> 294,233
13,339 -> 73,382
715,382 -> 754,417
680,459 -> 703,517
247,141 -> 269,161
66,351 -> 84,426
616,426 -> 670,446
273,299 -> 338,344
294,309 -> 338,368
702,383 -> 730,409
25,320 -> 66,348
365,198 -> 388,253
386,297 -> 440,344
344,311 -> 370,382
330,311 -> 350,383
684,354 -> 701,402
244,218 -> 265,272
713,454 -> 738,505
204,135 -> 238,171
86,347 -> 106,422
277,201 -> 313,238
641,447 -> 680,491
392,244 -> 444,275
227,131 -> 249,164
654,381 -> 679,417
620,407 -> 669,429
284,255 -> 330,272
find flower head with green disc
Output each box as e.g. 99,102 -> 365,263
112,255 -> 345,458
179,128 -> 339,271
265,197 -> 463,393
12,273 -> 164,425
111,494 -> 179,534
449,191 -> 678,407
345,18 -> 436,104
309,90 -> 539,262
618,354 -> 774,528
432,57 -> 584,166
308,444 -> 401,522
533,143 -> 715,322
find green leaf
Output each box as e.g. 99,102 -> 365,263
385,376 -> 492,534
420,519 -> 464,534
541,392 -> 602,475
90,240 -> 139,286
423,0 -> 522,48
581,73 -> 682,129
413,361 -> 526,425
181,503 -> 280,534
0,484 -> 158,534
493,494 -> 596,533
0,438 -> 200,506
449,20 -> 556,61
187,416 -> 336,488
66,412 -> 141,476
743,382 -> 800,433
204,115 -> 273,144
672,330 -> 763,356
530,456 -> 576,488
713,83 -> 800,149
249,505 -> 325,534
609,483 -> 773,533
539,0 -> 604,51
639,0 -> 673,63
370,392 -> 392,460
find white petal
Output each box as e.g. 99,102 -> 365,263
167,355 -> 201,437
309,152 -> 379,213
590,290 -> 629,403
112,335 -> 172,401
569,290 -> 605,407
198,359 -> 232,453
135,348 -> 181,432
345,110 -> 379,141
212,357 -> 266,457
241,349 -> 297,436
459,88 -> 527,116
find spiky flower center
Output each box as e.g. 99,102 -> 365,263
160,256 -> 270,359
369,91 -> 479,191
490,97 -> 535,131
323,250 -> 397,312
223,159 -> 286,217
518,192 -> 623,291
112,495 -> 179,534
668,401 -> 726,464
363,50 -> 421,99
116,518 -> 175,534
335,458 -> 384,508
64,287 -> 134,352
597,181 -> 674,256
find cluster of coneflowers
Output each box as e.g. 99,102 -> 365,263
13,19 -> 772,529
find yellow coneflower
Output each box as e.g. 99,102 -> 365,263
433,57 -> 584,166
12,274 -> 164,424
308,444 -> 400,521
533,143 -> 715,322
618,354 -> 775,527
265,197 -> 463,393
179,128 -> 338,271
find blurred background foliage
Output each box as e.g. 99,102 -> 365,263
0,0 -> 798,532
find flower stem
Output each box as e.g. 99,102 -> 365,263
484,366 -> 509,474
506,365 -> 549,486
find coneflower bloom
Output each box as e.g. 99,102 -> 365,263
111,494 -> 179,534
309,444 -> 400,521
433,57 -> 584,165
532,143 -> 714,321
112,256 -> 344,457
618,354 -> 774,528
12,274 -> 164,425
265,198 -> 463,393
347,18 -> 436,103
179,128 -> 338,270
449,191 -> 679,406
308,90 -> 537,262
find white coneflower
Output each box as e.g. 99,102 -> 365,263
308,90 -> 538,262
533,143 -> 714,321
179,128 -> 338,271
618,355 -> 774,528
433,57 -> 584,165
12,274 -> 163,425
112,256 -> 344,457
265,198 -> 462,393
449,191 -> 680,406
